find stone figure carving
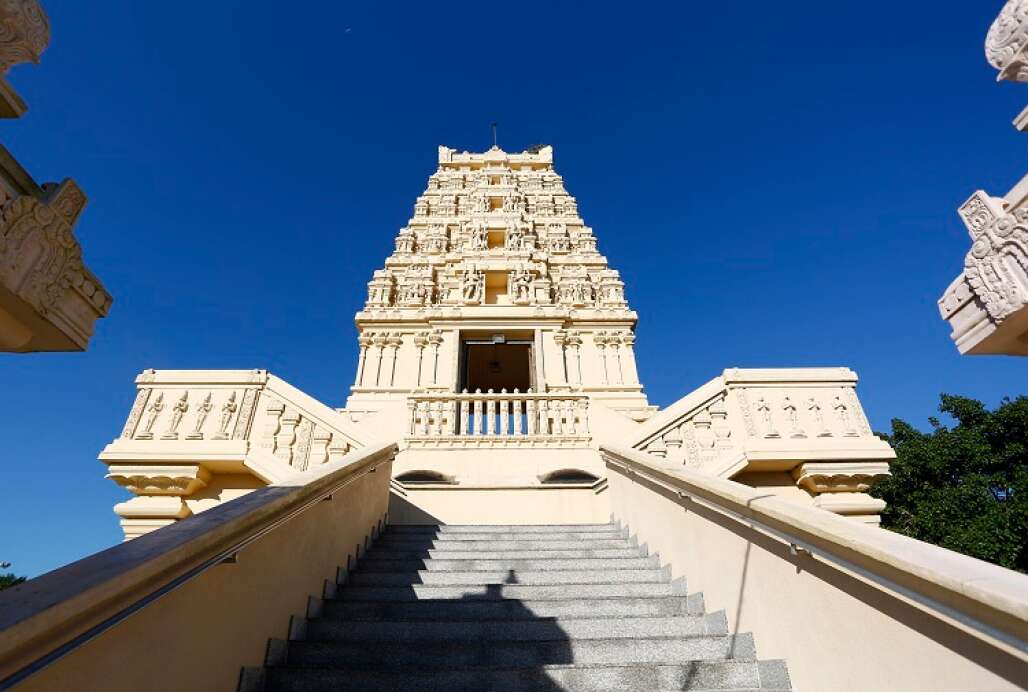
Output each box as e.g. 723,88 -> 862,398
162,392 -> 189,439
503,195 -> 516,213
833,395 -> 858,437
756,397 -> 779,438
0,0 -> 49,74
807,397 -> 831,437
186,392 -> 213,440
781,397 -> 805,438
511,270 -> 532,304
468,224 -> 488,251
474,195 -> 489,213
505,224 -> 526,250
986,0 -> 1028,82
213,391 -> 238,440
137,392 -> 164,439
461,270 -> 484,304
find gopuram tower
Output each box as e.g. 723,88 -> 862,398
347,144 -> 651,419
99,144 -> 895,534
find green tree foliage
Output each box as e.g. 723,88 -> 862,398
0,561 -> 26,590
871,395 -> 1028,573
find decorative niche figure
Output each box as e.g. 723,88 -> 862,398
461,270 -> 484,304
505,223 -> 526,251
474,195 -> 489,213
503,195 -> 516,213
511,270 -> 533,305
468,223 -> 488,251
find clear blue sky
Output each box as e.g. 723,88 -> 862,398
3,2 -> 1024,577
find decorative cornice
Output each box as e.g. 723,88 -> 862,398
986,0 -> 1028,82
0,0 -> 48,73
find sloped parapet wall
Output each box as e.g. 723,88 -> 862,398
603,444 -> 1028,692
0,441 -> 396,692
627,367 -> 895,523
100,369 -> 375,540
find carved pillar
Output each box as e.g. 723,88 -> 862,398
428,330 -> 443,386
371,333 -> 387,386
567,331 -> 583,387
275,408 -> 300,466
593,332 -> 609,385
553,329 -> 569,384
609,336 -> 624,385
413,332 -> 429,386
620,332 -> 640,385
386,332 -> 403,386
355,333 -> 373,387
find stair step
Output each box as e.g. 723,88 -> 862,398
378,531 -> 627,542
283,633 -> 756,668
363,547 -> 647,560
347,568 -> 668,586
374,538 -> 635,550
388,524 -> 622,534
322,595 -> 703,621
305,613 -> 728,642
356,556 -> 660,572
263,659 -> 790,692
336,582 -> 678,602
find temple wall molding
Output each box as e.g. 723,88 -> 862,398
0,2 -> 112,352
100,369 -> 372,539
626,367 -> 894,524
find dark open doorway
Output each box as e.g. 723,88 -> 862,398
461,339 -> 533,392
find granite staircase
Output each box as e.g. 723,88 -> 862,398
241,523 -> 791,691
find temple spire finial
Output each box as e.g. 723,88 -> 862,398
490,122 -> 498,149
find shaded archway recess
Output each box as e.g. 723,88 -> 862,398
395,470 -> 456,485
540,469 -> 600,484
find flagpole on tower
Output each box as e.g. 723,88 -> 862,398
491,122 -> 498,148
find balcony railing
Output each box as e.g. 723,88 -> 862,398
407,390 -> 589,443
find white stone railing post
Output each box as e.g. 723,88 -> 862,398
406,391 -> 589,444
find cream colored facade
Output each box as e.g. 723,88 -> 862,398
939,0 -> 1028,355
0,0 -> 112,352
98,144 -> 895,535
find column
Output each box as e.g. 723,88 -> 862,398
620,331 -> 640,385
386,332 -> 403,386
355,333 -> 373,387
413,332 -> 429,387
371,333 -> 387,386
567,331 -> 583,387
593,331 -> 609,385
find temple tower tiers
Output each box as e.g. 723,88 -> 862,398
345,144 -> 656,422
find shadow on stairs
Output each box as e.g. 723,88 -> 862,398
239,523 -> 791,691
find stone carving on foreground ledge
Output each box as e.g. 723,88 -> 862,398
102,370 -> 368,539
0,179 -> 113,348
986,0 -> 1028,82
938,188 -> 1028,355
959,191 -> 1028,322
0,0 -> 49,74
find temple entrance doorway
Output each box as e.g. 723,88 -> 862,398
459,333 -> 534,393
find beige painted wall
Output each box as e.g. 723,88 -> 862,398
3,451 -> 394,692
605,447 -> 1027,692
390,484 -> 610,525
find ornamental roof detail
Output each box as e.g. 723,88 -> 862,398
359,145 -> 631,320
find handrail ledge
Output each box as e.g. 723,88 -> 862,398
0,440 -> 399,685
600,443 -> 1028,653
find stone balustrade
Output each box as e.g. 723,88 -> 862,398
100,369 -> 370,539
406,389 -> 590,447
627,368 -> 895,523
